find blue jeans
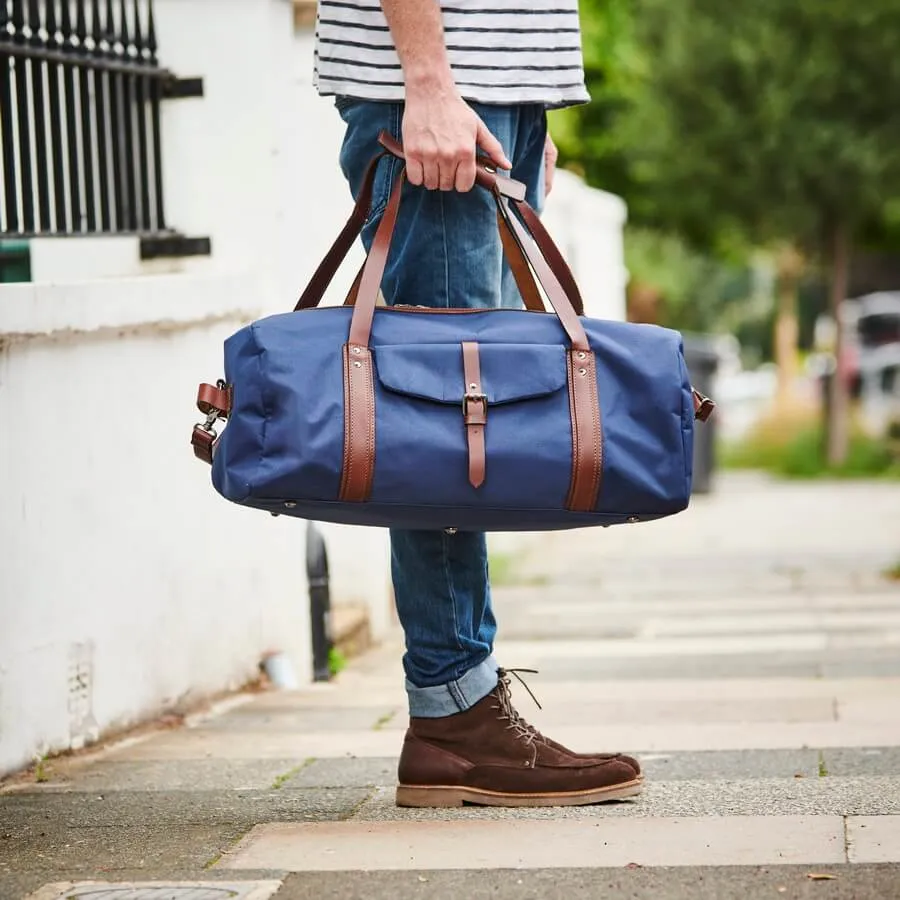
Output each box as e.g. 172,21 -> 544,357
335,98 -> 547,717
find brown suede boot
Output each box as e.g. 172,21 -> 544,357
396,670 -> 642,808
495,669 -> 642,777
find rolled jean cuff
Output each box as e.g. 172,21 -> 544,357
405,656 -> 499,718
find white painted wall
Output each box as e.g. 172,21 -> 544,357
0,274 -> 315,776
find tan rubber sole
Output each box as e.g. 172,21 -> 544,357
395,776 -> 644,808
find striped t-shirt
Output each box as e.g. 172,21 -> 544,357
313,1 -> 589,108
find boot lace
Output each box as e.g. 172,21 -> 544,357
492,667 -> 546,751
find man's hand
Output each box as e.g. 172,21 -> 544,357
403,89 -> 511,193
544,133 -> 559,197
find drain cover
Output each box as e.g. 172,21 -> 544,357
26,882 -> 281,900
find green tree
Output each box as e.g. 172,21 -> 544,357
623,0 -> 900,464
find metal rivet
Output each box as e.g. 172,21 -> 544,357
470,383 -> 478,390
579,368 -> 587,376
352,347 -> 361,354
626,516 -> 640,524
577,352 -> 586,360
284,502 -> 297,509
353,361 -> 362,368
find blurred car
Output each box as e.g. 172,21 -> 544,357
841,292 -> 900,435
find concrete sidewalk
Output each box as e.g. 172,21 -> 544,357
3,474 -> 900,899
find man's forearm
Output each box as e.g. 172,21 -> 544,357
380,0 -> 456,97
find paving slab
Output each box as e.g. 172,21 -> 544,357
517,696 -> 837,728
103,730 -> 400,761
822,748 -> 900,778
538,721 -> 900,753
494,585 -> 900,609
837,696 -> 900,723
0,760 -> 308,794
247,688 -> 408,711
272,864 -> 900,900
218,816 -> 847,871
0,788 -> 372,828
0,825 -> 246,875
637,749 -> 822,781
525,653 -> 823,681
351,778 -> 900,821
284,758 -> 398,790
846,816 -> 900,864
196,708 -> 401,733
528,648 -> 900,681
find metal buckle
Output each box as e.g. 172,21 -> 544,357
462,392 -> 487,420
195,409 -> 220,437
196,379 -> 229,435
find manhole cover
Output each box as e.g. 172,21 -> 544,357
26,882 -> 281,900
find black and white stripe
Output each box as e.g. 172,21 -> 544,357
314,0 -> 589,108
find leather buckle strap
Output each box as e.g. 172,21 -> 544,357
192,425 -> 216,465
192,380 -> 231,466
462,392 -> 487,421
692,389 -> 716,422
197,381 -> 232,418
461,342 -> 487,489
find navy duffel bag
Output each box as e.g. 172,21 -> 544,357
192,133 -> 714,532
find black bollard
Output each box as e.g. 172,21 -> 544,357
306,522 -> 333,682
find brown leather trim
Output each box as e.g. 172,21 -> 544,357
197,382 -> 231,417
339,343 -> 376,502
565,349 -> 603,512
501,200 -> 590,351
692,388 -> 716,422
516,199 -> 585,317
191,426 -> 215,465
461,341 -> 487,489
497,207 -> 545,313
294,149 -> 386,312
349,170 -> 405,347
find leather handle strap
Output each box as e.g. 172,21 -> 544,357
293,131 -> 565,317
496,196 -> 590,352
497,206 -> 546,314
350,169 -> 591,350
340,213 -> 547,313
294,148 -> 387,311
515,199 -> 585,317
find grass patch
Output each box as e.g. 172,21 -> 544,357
328,647 -> 347,677
33,754 -> 50,784
488,551 -> 551,587
488,551 -> 517,585
818,751 -> 829,778
372,710 -> 396,731
271,758 -> 315,790
885,559 -> 900,582
721,406 -> 900,480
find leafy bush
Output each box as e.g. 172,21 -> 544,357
722,409 -> 900,479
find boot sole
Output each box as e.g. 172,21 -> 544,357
396,776 -> 643,808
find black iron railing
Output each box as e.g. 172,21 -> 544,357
0,0 -> 201,243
